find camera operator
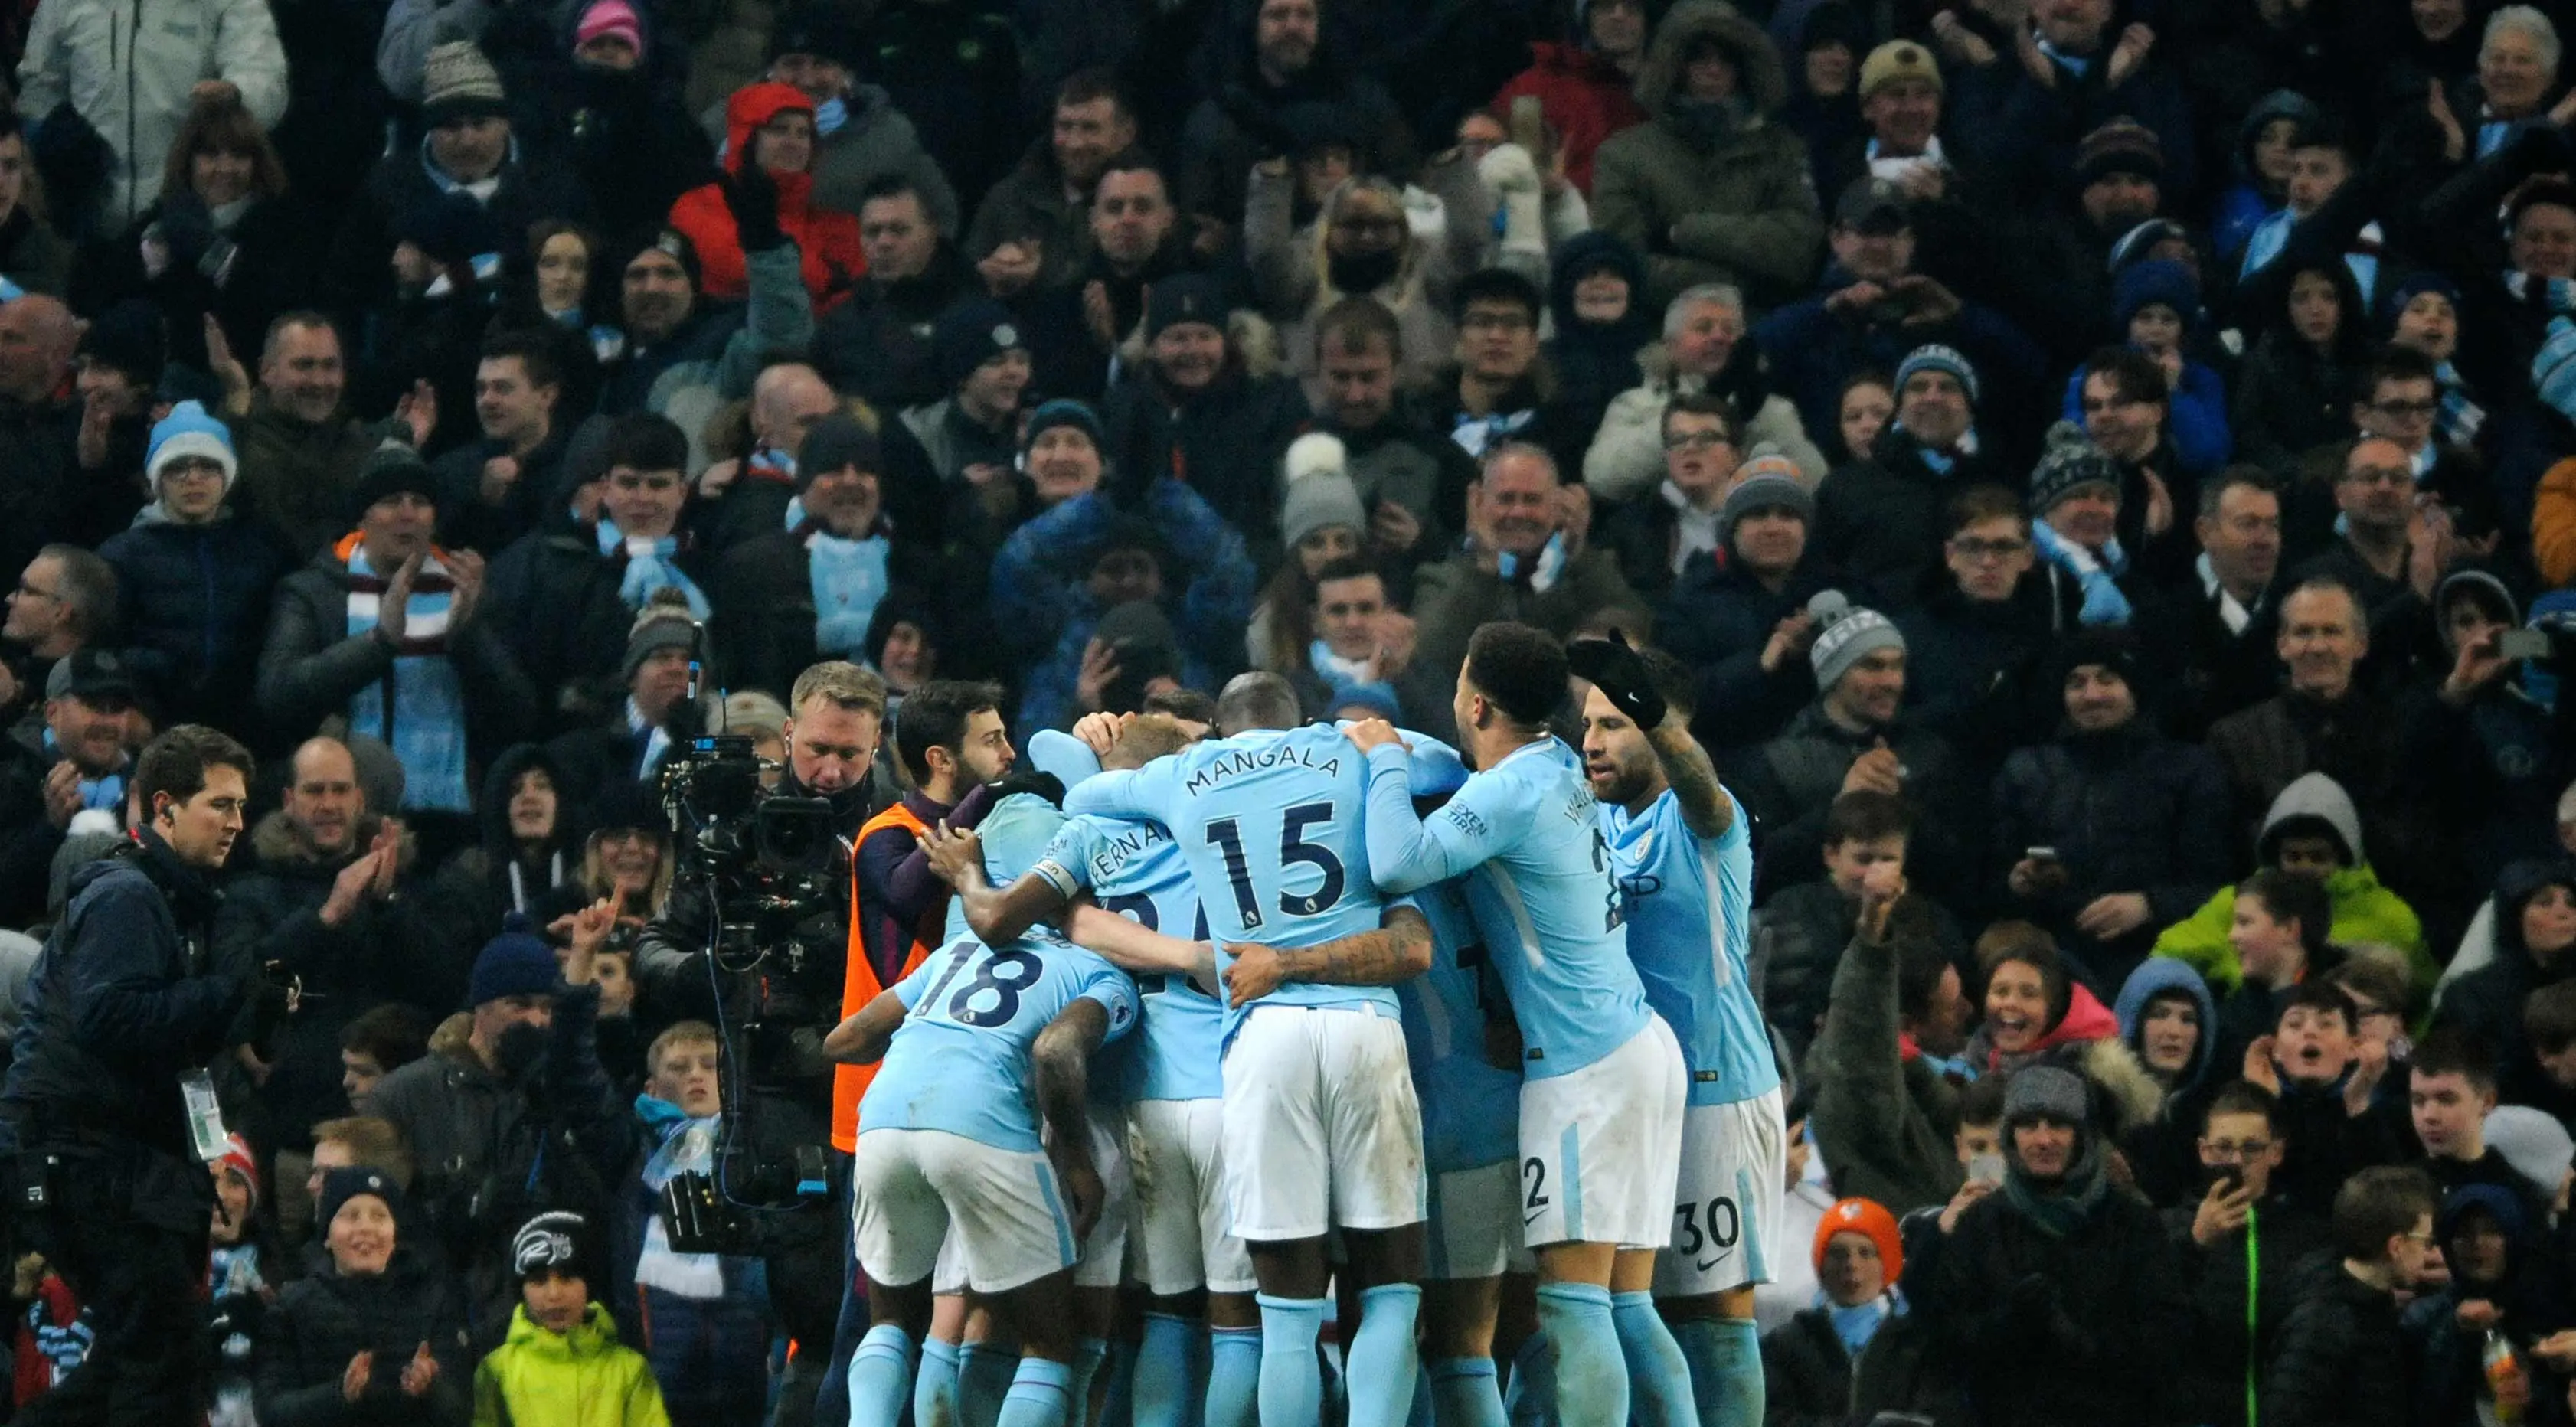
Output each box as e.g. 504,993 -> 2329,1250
0,725 -> 276,1421
632,660 -> 891,1412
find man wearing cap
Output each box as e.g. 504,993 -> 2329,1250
1590,0 -> 1822,311
100,401 -> 293,733
1812,40 -> 1948,201
902,299 -> 1035,489
593,219 -> 818,426
1936,1063 -> 2189,1427
1104,273 -> 1310,554
2028,420 -> 2171,633
1992,630 -> 2231,983
1813,342 -> 2007,607
1757,177 -> 2042,446
330,40 -> 592,324
15,0 -> 284,228
0,647 -> 142,927
373,916 -> 628,1340
257,446 -> 537,826
714,412 -> 937,700
1414,442 -> 1648,681
1992,117 -> 2176,367
996,401 -> 1257,731
1735,589 -> 1976,901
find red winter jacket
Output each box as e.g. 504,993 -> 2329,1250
1491,42 -> 1649,195
669,81 -> 865,310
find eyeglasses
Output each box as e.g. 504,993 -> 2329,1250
2202,1139 -> 2273,1162
1948,537 -> 2029,561
1662,429 -> 1733,452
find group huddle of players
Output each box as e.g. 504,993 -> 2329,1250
823,623 -> 1783,1427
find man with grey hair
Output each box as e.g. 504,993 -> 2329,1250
1734,588 -> 1977,900
2,544 -> 115,714
1411,442 -> 1649,679
1583,282 -> 1829,500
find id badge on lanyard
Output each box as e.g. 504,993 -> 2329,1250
180,1068 -> 229,1163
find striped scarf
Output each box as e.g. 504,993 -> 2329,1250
339,534 -> 469,812
2437,360 -> 2486,449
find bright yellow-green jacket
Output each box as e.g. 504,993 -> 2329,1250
472,1305 -> 670,1427
2151,862 -> 2432,998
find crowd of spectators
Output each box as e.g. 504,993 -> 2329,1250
15,0 -> 2576,1422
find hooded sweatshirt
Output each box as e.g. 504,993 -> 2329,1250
2437,858 -> 2576,1094
667,82 -> 865,309
2153,772 -> 2431,994
2114,955 -> 2221,1098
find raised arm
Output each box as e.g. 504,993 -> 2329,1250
1218,905 -> 1432,1007
1646,720 -> 1736,841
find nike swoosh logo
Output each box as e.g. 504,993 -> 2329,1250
1524,1210 -> 1545,1226
1696,1257 -> 1722,1272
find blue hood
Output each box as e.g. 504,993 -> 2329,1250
2113,956 -> 2218,1094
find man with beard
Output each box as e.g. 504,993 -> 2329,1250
1576,637 -> 1783,1427
371,914 -> 623,1344
635,659 -> 899,1406
0,725 -> 271,1422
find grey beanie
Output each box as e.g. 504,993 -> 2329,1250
1806,589 -> 1904,691
2002,1065 -> 2091,1126
1719,469 -> 1815,546
2484,1106 -> 2574,1201
2028,421 -> 2122,514
1280,434 -> 1368,552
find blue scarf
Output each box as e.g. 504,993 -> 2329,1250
2436,361 -> 2486,449
345,545 -> 470,812
790,500 -> 891,658
635,1095 -> 732,1298
598,518 -> 710,618
38,730 -> 124,811
1820,1289 -> 1905,1359
814,94 -> 848,136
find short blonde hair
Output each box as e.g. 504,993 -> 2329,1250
723,691 -> 789,740
791,661 -> 888,720
647,1019 -> 721,1073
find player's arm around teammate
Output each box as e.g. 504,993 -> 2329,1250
1219,908 -> 1433,1005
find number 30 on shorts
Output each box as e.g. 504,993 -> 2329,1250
1673,1195 -> 1740,1256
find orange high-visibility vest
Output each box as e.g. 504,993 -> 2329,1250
830,801 -> 940,1152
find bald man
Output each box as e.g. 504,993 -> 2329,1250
0,295 -> 75,407
214,736 -> 456,1199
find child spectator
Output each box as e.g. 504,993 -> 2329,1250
296,1115 -> 417,1254
208,1135 -> 278,1427
255,1167 -> 472,1425
2112,956 -> 2220,1205
629,1022 -> 767,1427
2408,1028 -> 2548,1220
1760,1197 -> 1907,1425
340,1003 -> 431,1115
2260,1164 -> 2440,1427
2242,982 -> 2408,1216
2162,1082 -> 2329,1427
472,1210 -> 670,1426
1755,790 -> 1965,1062
2400,1184 -> 2575,1426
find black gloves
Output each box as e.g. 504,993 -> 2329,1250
724,151 -> 786,252
1567,629 -> 1667,731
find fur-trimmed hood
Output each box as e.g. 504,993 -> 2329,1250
1637,1 -> 1787,118
2113,955 -> 2220,1096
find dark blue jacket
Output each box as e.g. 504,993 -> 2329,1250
100,510 -> 295,733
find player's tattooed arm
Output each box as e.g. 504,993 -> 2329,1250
1221,906 -> 1433,1006
1035,998 -> 1112,1239
1646,720 -> 1737,841
822,986 -> 910,1065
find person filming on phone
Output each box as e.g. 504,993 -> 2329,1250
2162,1081 -> 2328,1427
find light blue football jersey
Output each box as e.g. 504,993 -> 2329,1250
1063,723 -> 1391,1034
859,930 -> 1141,1154
1602,788 -> 1777,1106
1033,812 -> 1224,1105
1395,882 -> 1522,1172
1365,737 -> 1650,1079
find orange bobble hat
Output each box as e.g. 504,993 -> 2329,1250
1813,1197 -> 1903,1284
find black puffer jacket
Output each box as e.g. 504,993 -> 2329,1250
2159,1199 -> 2334,1427
214,811 -> 459,1146
100,508 -> 296,734
1733,704 -> 1980,903
1936,1163 -> 2191,1427
1989,722 -> 2235,986
2258,1262 -> 2411,1427
253,1251 -> 472,1427
1760,1305 -> 1865,1427
1813,427 -> 2013,611
480,523 -> 673,735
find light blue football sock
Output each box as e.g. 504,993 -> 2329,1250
1666,1316 -> 1761,1427
1532,1283 -> 1626,1427
1346,1284 -> 1422,1427
1610,1294 -> 1696,1427
1208,1324 -> 1263,1427
998,1357 -> 1077,1427
1070,1337 -> 1111,1427
1429,1357 -> 1508,1427
846,1324 -> 917,1427
1255,1294 -> 1329,1427
1131,1314 -> 1198,1427
961,1342 -> 1020,1427
1502,1329 -> 1555,1427
914,1337 -> 964,1427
